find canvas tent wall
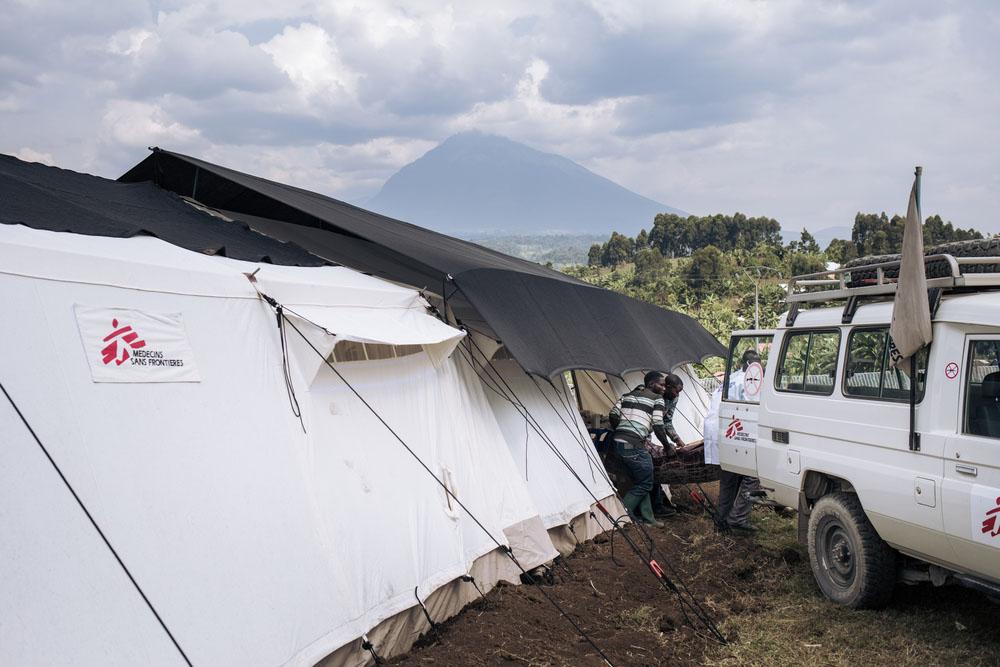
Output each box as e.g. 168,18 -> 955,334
466,354 -> 624,554
0,161 -> 568,665
117,149 -> 724,536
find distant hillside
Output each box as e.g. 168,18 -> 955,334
368,131 -> 686,235
465,233 -> 607,268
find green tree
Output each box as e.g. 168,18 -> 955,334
566,210 -> 985,347
852,212 -> 889,256
787,229 -> 820,254
632,248 -> 668,284
649,213 -> 690,257
786,253 -> 826,277
600,232 -> 635,266
685,245 -> 731,300
923,214 -> 982,246
824,238 -> 857,265
739,243 -> 785,268
848,211 -> 980,258
648,212 -> 783,257
587,243 -> 602,267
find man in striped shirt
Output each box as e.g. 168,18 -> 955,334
609,372 -> 684,526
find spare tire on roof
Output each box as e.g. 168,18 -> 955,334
842,237 -> 1000,287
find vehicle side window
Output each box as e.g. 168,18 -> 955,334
844,330 -> 884,397
964,340 -> 1000,439
776,330 -> 840,395
882,346 -> 928,401
844,328 -> 928,401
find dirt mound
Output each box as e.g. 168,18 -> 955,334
391,484 -> 1000,666
391,485 -> 788,666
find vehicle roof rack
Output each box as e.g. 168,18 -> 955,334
785,254 -> 1000,324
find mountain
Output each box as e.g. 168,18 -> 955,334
367,131 -> 686,235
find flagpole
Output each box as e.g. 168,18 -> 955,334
909,165 -> 922,452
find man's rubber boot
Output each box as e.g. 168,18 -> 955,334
637,495 -> 658,524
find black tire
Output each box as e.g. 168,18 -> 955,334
807,493 -> 896,609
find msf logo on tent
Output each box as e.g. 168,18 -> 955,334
982,496 -> 1000,539
101,318 -> 146,366
725,417 -> 744,440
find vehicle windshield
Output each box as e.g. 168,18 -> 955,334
724,334 -> 774,403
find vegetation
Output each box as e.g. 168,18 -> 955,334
567,212 -> 984,341
467,232 -> 607,267
707,508 -> 1000,667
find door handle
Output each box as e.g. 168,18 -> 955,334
955,464 -> 978,476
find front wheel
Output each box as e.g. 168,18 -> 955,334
807,492 -> 896,608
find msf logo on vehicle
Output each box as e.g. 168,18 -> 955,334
100,318 -> 146,366
982,496 -> 1000,539
725,417 -> 744,439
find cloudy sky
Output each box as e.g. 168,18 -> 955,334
2,0 -> 998,233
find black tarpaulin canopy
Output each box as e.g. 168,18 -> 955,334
121,148 -> 725,377
0,153 -> 325,267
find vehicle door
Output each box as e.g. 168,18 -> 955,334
718,331 -> 775,477
943,335 -> 1000,582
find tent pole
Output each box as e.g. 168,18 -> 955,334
570,371 -> 585,412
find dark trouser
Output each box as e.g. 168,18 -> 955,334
614,440 -> 655,522
717,469 -> 755,528
731,477 -> 759,526
651,483 -> 670,513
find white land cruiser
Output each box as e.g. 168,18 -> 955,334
719,254 -> 1000,608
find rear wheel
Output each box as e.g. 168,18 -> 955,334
807,492 -> 896,608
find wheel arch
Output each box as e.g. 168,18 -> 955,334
797,469 -> 859,543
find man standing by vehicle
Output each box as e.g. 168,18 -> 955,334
609,372 -> 680,527
727,350 -> 761,400
716,350 -> 762,534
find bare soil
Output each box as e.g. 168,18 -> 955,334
392,483 -> 1000,667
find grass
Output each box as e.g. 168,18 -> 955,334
611,604 -> 660,632
705,508 -> 1000,667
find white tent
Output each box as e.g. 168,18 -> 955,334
0,224 -> 559,666
471,357 -> 623,554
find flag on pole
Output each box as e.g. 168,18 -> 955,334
888,167 -> 932,368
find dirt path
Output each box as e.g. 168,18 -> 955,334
392,485 -> 1000,666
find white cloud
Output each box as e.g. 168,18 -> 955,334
119,16 -> 288,100
100,99 -> 201,148
451,59 -> 622,150
11,147 -> 56,165
261,23 -> 359,104
107,28 -> 154,56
